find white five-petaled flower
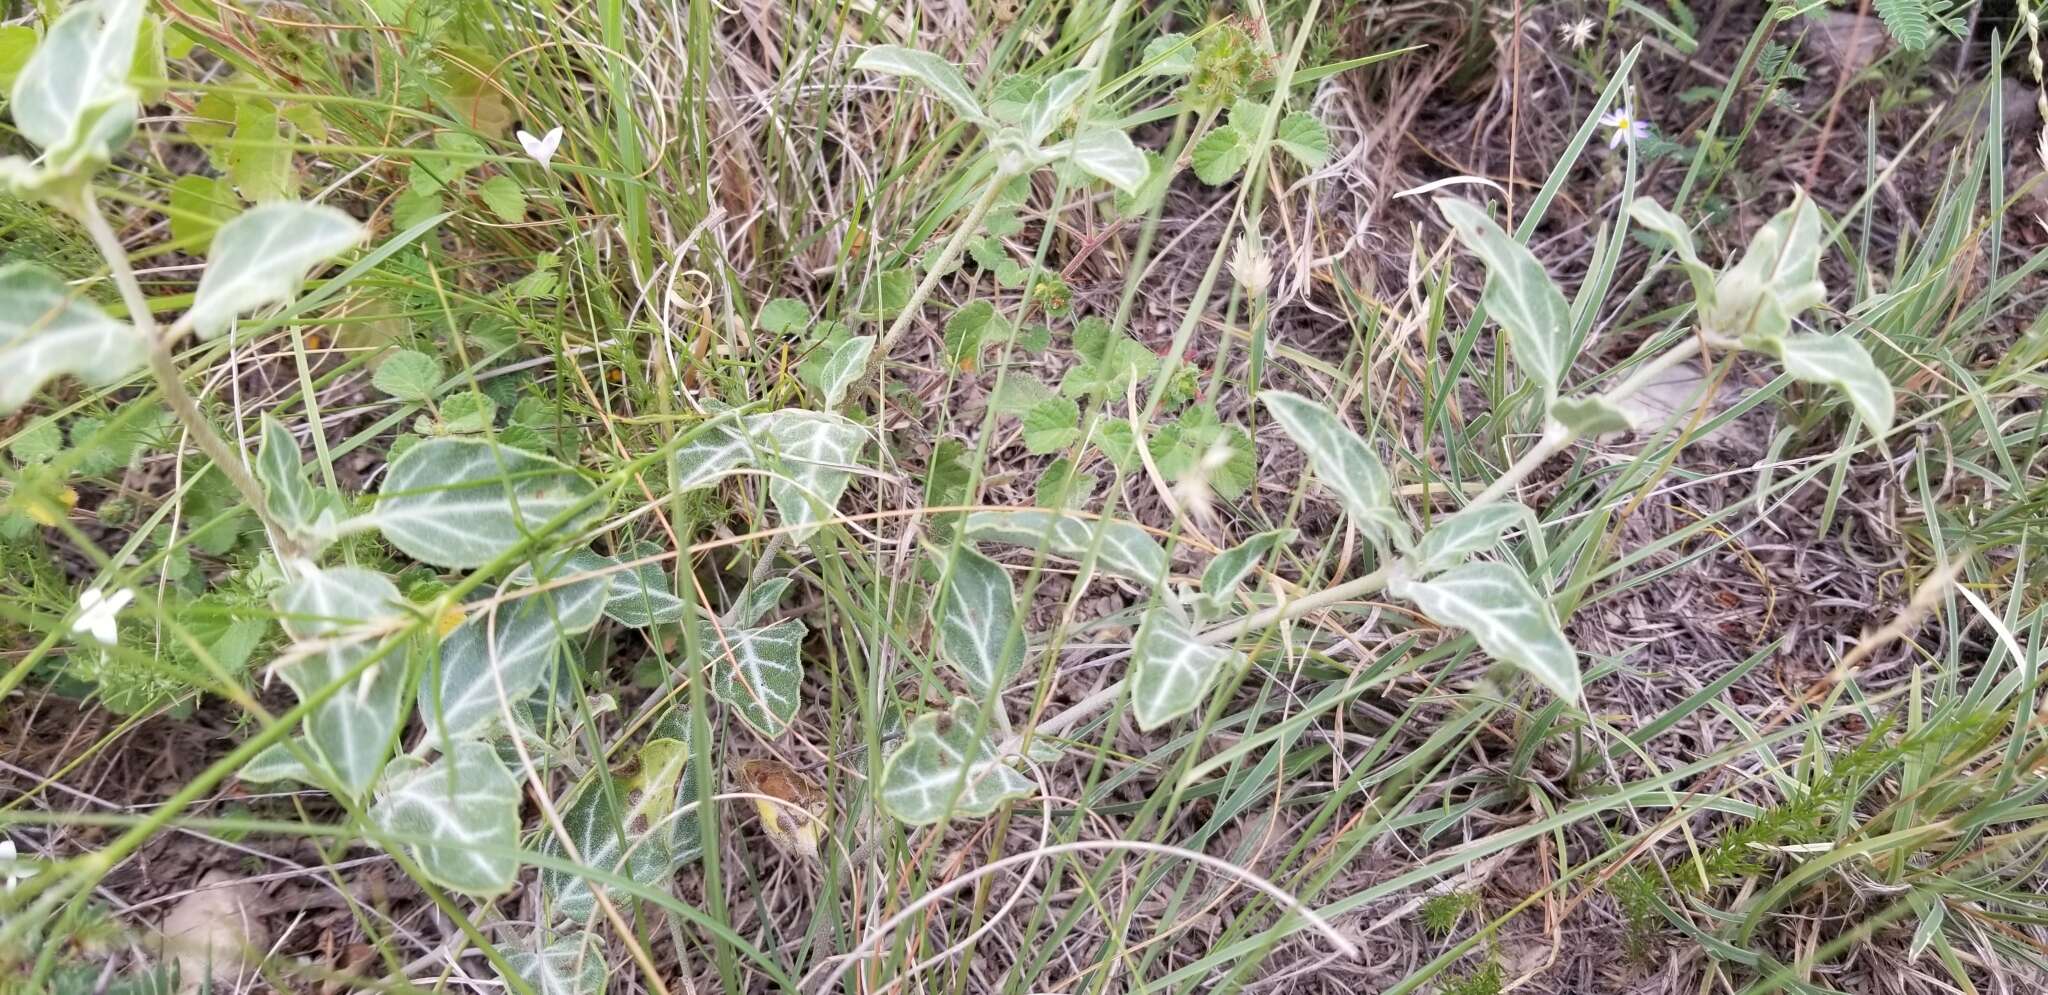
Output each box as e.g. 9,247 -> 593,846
72,587 -> 133,646
1559,18 -> 1597,50
517,126 -> 564,169
0,839 -> 25,893
1600,105 -> 1650,149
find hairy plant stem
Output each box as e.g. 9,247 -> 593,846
870,173 -> 1012,366
1006,334 -> 1710,751
77,194 -> 301,558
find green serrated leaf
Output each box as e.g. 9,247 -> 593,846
372,740 -> 519,895
1768,333 -> 1895,434
1273,113 -> 1330,169
477,174 -> 527,223
374,438 -> 600,569
372,349 -> 443,401
962,509 -> 1166,586
758,296 -> 808,334
1190,124 -> 1252,184
879,698 -> 1032,824
0,263 -> 148,414
186,202 -> 363,338
1413,503 -> 1529,575
1436,197 -> 1572,398
1389,562 -> 1580,700
1199,528 -> 1292,616
1130,606 -> 1240,730
167,174 -> 237,243
937,546 -> 1021,696
944,299 -> 1010,369
854,45 -> 990,126
226,100 -> 292,202
1141,33 -> 1196,75
1709,195 -> 1825,346
1260,391 -> 1404,546
703,617 -> 807,736
1021,395 -> 1080,453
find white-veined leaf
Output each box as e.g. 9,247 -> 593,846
1413,503 -> 1530,575
1436,197 -> 1573,398
648,710 -> 706,866
1627,197 -> 1715,308
273,566 -> 409,796
186,202 -> 364,339
420,591 -> 580,740
671,417 -> 752,490
936,546 -> 1021,696
1549,395 -> 1635,436
539,766 -> 674,923
1389,562 -> 1581,700
1129,607 -> 1240,730
240,739 -> 314,785
505,935 -> 605,995
1708,194 -> 1826,347
584,545 -> 686,628
962,509 -> 1167,586
254,414 -> 321,532
1055,129 -> 1148,194
374,438 -> 599,568
703,618 -> 807,736
819,334 -> 874,408
371,741 -> 519,895
725,577 -> 792,628
1198,528 -> 1292,617
854,45 -> 990,126
4,0 -> 142,182
1260,391 -> 1405,545
1768,333 -> 1894,434
1021,68 -> 1092,145
0,263 -> 147,414
879,698 -> 1032,824
506,550 -> 613,633
749,409 -> 869,542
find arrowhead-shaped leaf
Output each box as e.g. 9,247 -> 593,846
1437,197 -> 1573,398
505,935 -> 605,995
539,764 -> 675,923
5,0 -> 142,172
0,263 -> 148,414
1549,395 -> 1635,436
420,592 -> 583,740
1627,197 -> 1716,308
273,567 -> 409,796
703,618 -> 807,735
1260,391 -> 1404,546
372,741 -> 520,895
749,409 -> 869,542
1021,68 -> 1092,145
1057,130 -> 1148,194
854,45 -> 990,126
936,546 -> 1021,696
819,334 -> 875,408
1413,503 -> 1530,575
186,202 -> 363,338
1129,607 -> 1240,730
1708,195 -> 1826,347
879,698 -> 1032,824
1389,562 -> 1580,700
1198,528 -> 1293,617
375,438 -> 600,569
1768,333 -> 1894,434
962,509 -> 1167,587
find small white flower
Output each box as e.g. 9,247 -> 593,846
1559,18 -> 1597,50
516,126 -> 564,169
1600,105 -> 1650,149
0,839 -> 25,892
72,587 -> 133,646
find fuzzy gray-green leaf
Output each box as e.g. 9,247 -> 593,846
879,698 -> 1032,824
187,202 -> 364,338
1199,528 -> 1292,617
1130,607 -> 1240,730
937,546 -> 1021,696
1413,503 -> 1529,575
703,618 -> 807,736
1437,197 -> 1573,398
371,741 -> 520,895
0,263 -> 148,414
1708,195 -> 1826,347
1768,333 -> 1895,435
1260,391 -> 1404,546
1390,562 -> 1580,700
962,509 -> 1167,586
1627,197 -> 1716,309
855,45 -> 990,126
375,438 -> 599,568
